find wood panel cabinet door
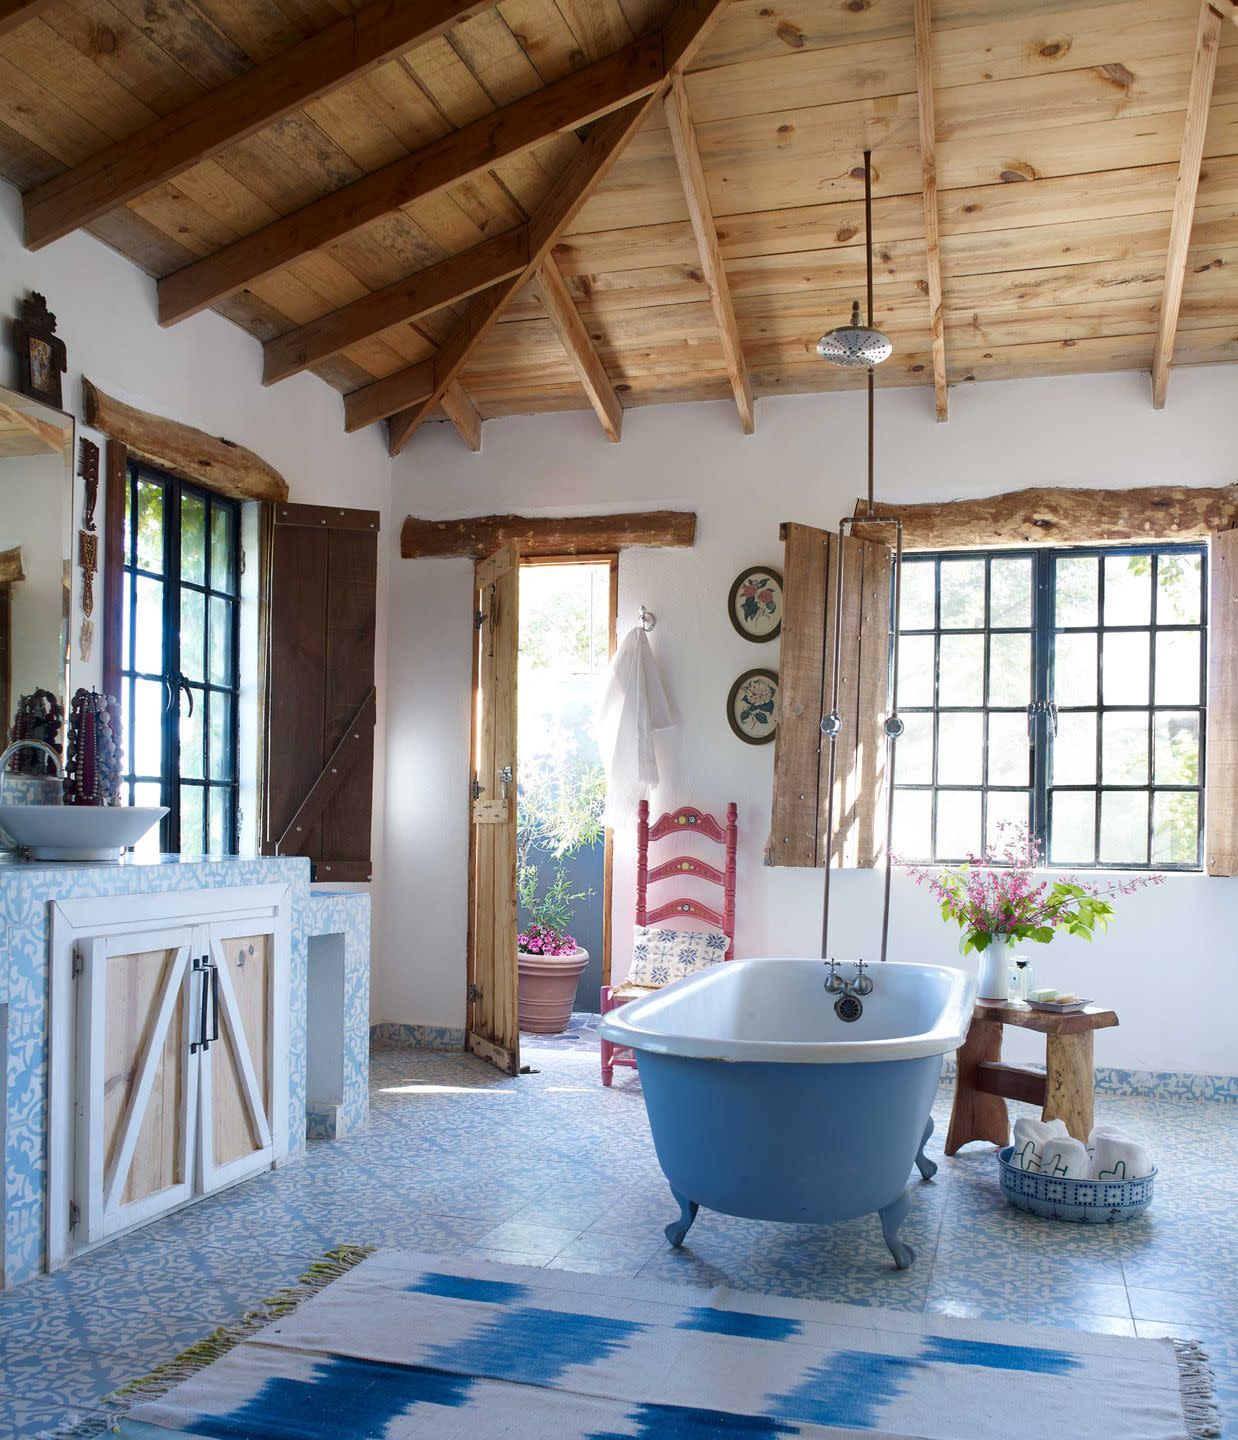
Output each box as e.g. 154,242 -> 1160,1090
75,926 -> 199,1244
199,912 -> 288,1193
467,542 -> 521,1075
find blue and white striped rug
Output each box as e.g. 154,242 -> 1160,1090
119,1249 -> 1217,1440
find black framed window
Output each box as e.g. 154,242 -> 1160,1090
119,462 -> 241,856
892,544 -> 1206,870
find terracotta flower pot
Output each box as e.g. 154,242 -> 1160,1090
517,947 -> 589,1034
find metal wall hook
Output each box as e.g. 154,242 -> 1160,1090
638,604 -> 656,632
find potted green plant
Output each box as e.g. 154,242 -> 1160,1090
516,756 -> 604,1033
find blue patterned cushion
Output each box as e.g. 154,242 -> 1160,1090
628,925 -> 728,987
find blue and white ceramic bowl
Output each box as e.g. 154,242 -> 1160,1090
997,1144 -> 1155,1223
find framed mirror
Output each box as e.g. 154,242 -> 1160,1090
0,384 -> 74,778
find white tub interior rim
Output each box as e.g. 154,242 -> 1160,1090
598,958 -> 976,1063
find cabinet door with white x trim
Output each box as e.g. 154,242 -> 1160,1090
73,903 -> 289,1246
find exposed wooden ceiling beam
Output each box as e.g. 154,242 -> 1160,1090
262,230 -> 529,386
1151,0 -> 1224,410
384,0 -> 733,455
22,0 -> 505,252
663,76 -> 753,435
344,360 -> 435,433
913,0 -> 948,423
441,381 -> 483,452
535,257 -> 623,442
402,510 -> 697,558
157,35 -> 667,327
0,0 -> 55,39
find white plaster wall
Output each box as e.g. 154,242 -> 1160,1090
386,372 -> 1238,1078
0,182 -> 394,965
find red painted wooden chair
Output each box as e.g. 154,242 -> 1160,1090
600,798 -> 737,1086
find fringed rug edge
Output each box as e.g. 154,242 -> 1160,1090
38,1244 -> 376,1440
1173,1337 -> 1222,1439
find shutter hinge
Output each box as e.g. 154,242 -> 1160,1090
72,945 -> 84,978
467,984 -> 482,1003
240,545 -> 247,576
474,609 -> 485,629
471,777 -> 485,801
69,1201 -> 80,1231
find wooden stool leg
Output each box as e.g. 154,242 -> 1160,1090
1044,1030 -> 1094,1141
946,1019 -> 1010,1155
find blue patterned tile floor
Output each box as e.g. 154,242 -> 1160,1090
0,1042 -> 1234,1437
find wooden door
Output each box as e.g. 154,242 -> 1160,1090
198,914 -> 284,1192
76,927 -> 198,1242
467,542 -> 521,1075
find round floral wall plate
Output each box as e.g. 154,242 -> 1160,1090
727,668 -> 779,744
728,566 -> 783,641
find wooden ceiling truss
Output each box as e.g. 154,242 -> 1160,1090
4,0 -> 1238,451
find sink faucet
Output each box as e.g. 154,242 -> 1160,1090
0,739 -> 63,782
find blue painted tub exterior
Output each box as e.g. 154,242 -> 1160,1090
598,959 -> 977,1264
636,1049 -> 942,1225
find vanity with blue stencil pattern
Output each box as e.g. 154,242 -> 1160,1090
0,853 -> 369,1289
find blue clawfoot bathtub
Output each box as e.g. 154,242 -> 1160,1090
598,958 -> 976,1269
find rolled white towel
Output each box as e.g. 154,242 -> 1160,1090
1039,1136 -> 1091,1180
1011,1115 -> 1069,1173
1090,1131 -> 1154,1182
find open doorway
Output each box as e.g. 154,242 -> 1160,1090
516,557 -> 616,1028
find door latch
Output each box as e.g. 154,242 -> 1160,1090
498,765 -> 513,802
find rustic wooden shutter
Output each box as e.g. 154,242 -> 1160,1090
262,502 -> 379,881
1206,527 -> 1238,875
765,521 -> 892,869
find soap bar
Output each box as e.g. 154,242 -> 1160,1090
1028,988 -> 1060,1002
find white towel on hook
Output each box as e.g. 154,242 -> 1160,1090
596,625 -> 675,828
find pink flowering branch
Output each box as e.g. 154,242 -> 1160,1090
893,821 -> 1163,955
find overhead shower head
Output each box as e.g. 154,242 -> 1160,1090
816,301 -> 893,368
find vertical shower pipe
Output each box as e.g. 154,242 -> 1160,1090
819,148 -> 904,966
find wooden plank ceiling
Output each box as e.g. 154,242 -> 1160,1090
3,0 -> 1237,453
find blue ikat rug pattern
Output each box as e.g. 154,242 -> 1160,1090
119,1250 -> 1217,1440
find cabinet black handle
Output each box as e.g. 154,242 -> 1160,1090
190,955 -> 209,1053
205,958 -> 220,1050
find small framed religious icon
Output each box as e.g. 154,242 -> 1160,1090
13,293 -> 67,409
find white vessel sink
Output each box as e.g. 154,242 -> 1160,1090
0,805 -> 167,861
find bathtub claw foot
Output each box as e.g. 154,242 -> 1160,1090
915,1116 -> 937,1182
665,1189 -> 699,1248
878,1189 -> 915,1270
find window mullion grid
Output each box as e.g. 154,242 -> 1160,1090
980,556 -> 991,850
1032,550 -> 1053,860
931,555 -> 941,859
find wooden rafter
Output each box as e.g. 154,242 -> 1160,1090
441,382 -> 483,453
913,0 -> 948,423
263,230 -> 528,386
1151,0 -> 1224,410
0,0 -> 55,39
384,0 -> 733,455
663,76 -> 753,434
22,0 -> 506,251
535,256 -> 623,442
401,510 -> 696,558
156,35 -> 667,327
344,361 -> 434,433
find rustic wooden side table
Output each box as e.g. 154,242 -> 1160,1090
945,1000 -> 1118,1152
